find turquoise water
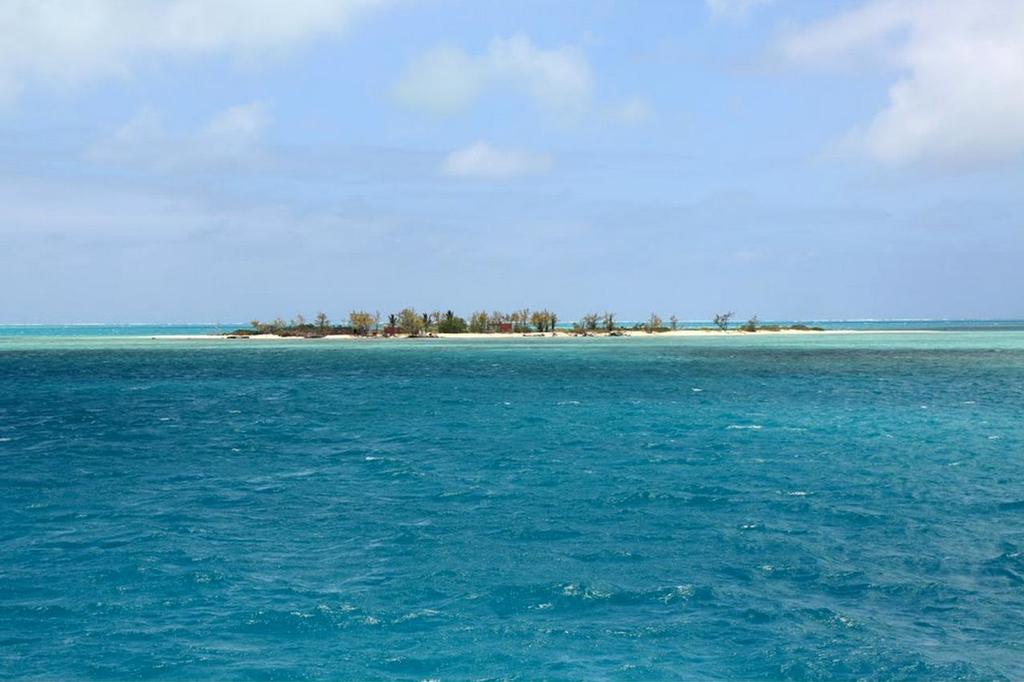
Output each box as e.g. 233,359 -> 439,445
2,332 -> 1023,679
0,324 -> 240,338
2,318 -> 1022,339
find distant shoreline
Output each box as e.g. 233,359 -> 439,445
137,328 -> 956,341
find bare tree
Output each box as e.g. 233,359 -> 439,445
602,312 -> 616,332
315,312 -> 329,334
645,312 -> 663,333
469,310 -> 489,333
513,308 -> 530,332
713,311 -> 734,332
670,315 -> 679,330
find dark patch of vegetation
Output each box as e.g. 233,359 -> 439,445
438,310 -> 468,333
229,318 -> 352,338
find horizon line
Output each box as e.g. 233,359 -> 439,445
4,318 -> 1024,327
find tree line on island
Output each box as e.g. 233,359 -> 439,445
231,309 -> 823,338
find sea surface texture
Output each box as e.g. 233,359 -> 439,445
2,331 -> 1023,680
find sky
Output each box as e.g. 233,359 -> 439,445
2,0 -> 1023,323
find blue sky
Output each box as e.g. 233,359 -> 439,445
2,0 -> 1023,323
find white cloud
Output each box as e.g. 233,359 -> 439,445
393,34 -> 593,117
195,101 -> 270,159
783,0 -> 1024,166
441,141 -> 552,179
89,101 -> 270,170
201,101 -> 270,138
610,97 -> 654,125
0,0 -> 391,101
706,0 -> 774,20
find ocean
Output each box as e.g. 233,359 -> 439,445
2,329 -> 1023,679
1,318 -> 1024,339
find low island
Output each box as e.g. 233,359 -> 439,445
218,309 -> 825,340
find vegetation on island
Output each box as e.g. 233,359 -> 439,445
713,311 -> 734,331
228,308 -> 823,338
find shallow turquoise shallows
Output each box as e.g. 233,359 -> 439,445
2,332 -> 1023,680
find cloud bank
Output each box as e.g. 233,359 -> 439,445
0,0 -> 390,100
784,0 -> 1024,166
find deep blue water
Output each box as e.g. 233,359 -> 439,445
2,333 -> 1023,680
